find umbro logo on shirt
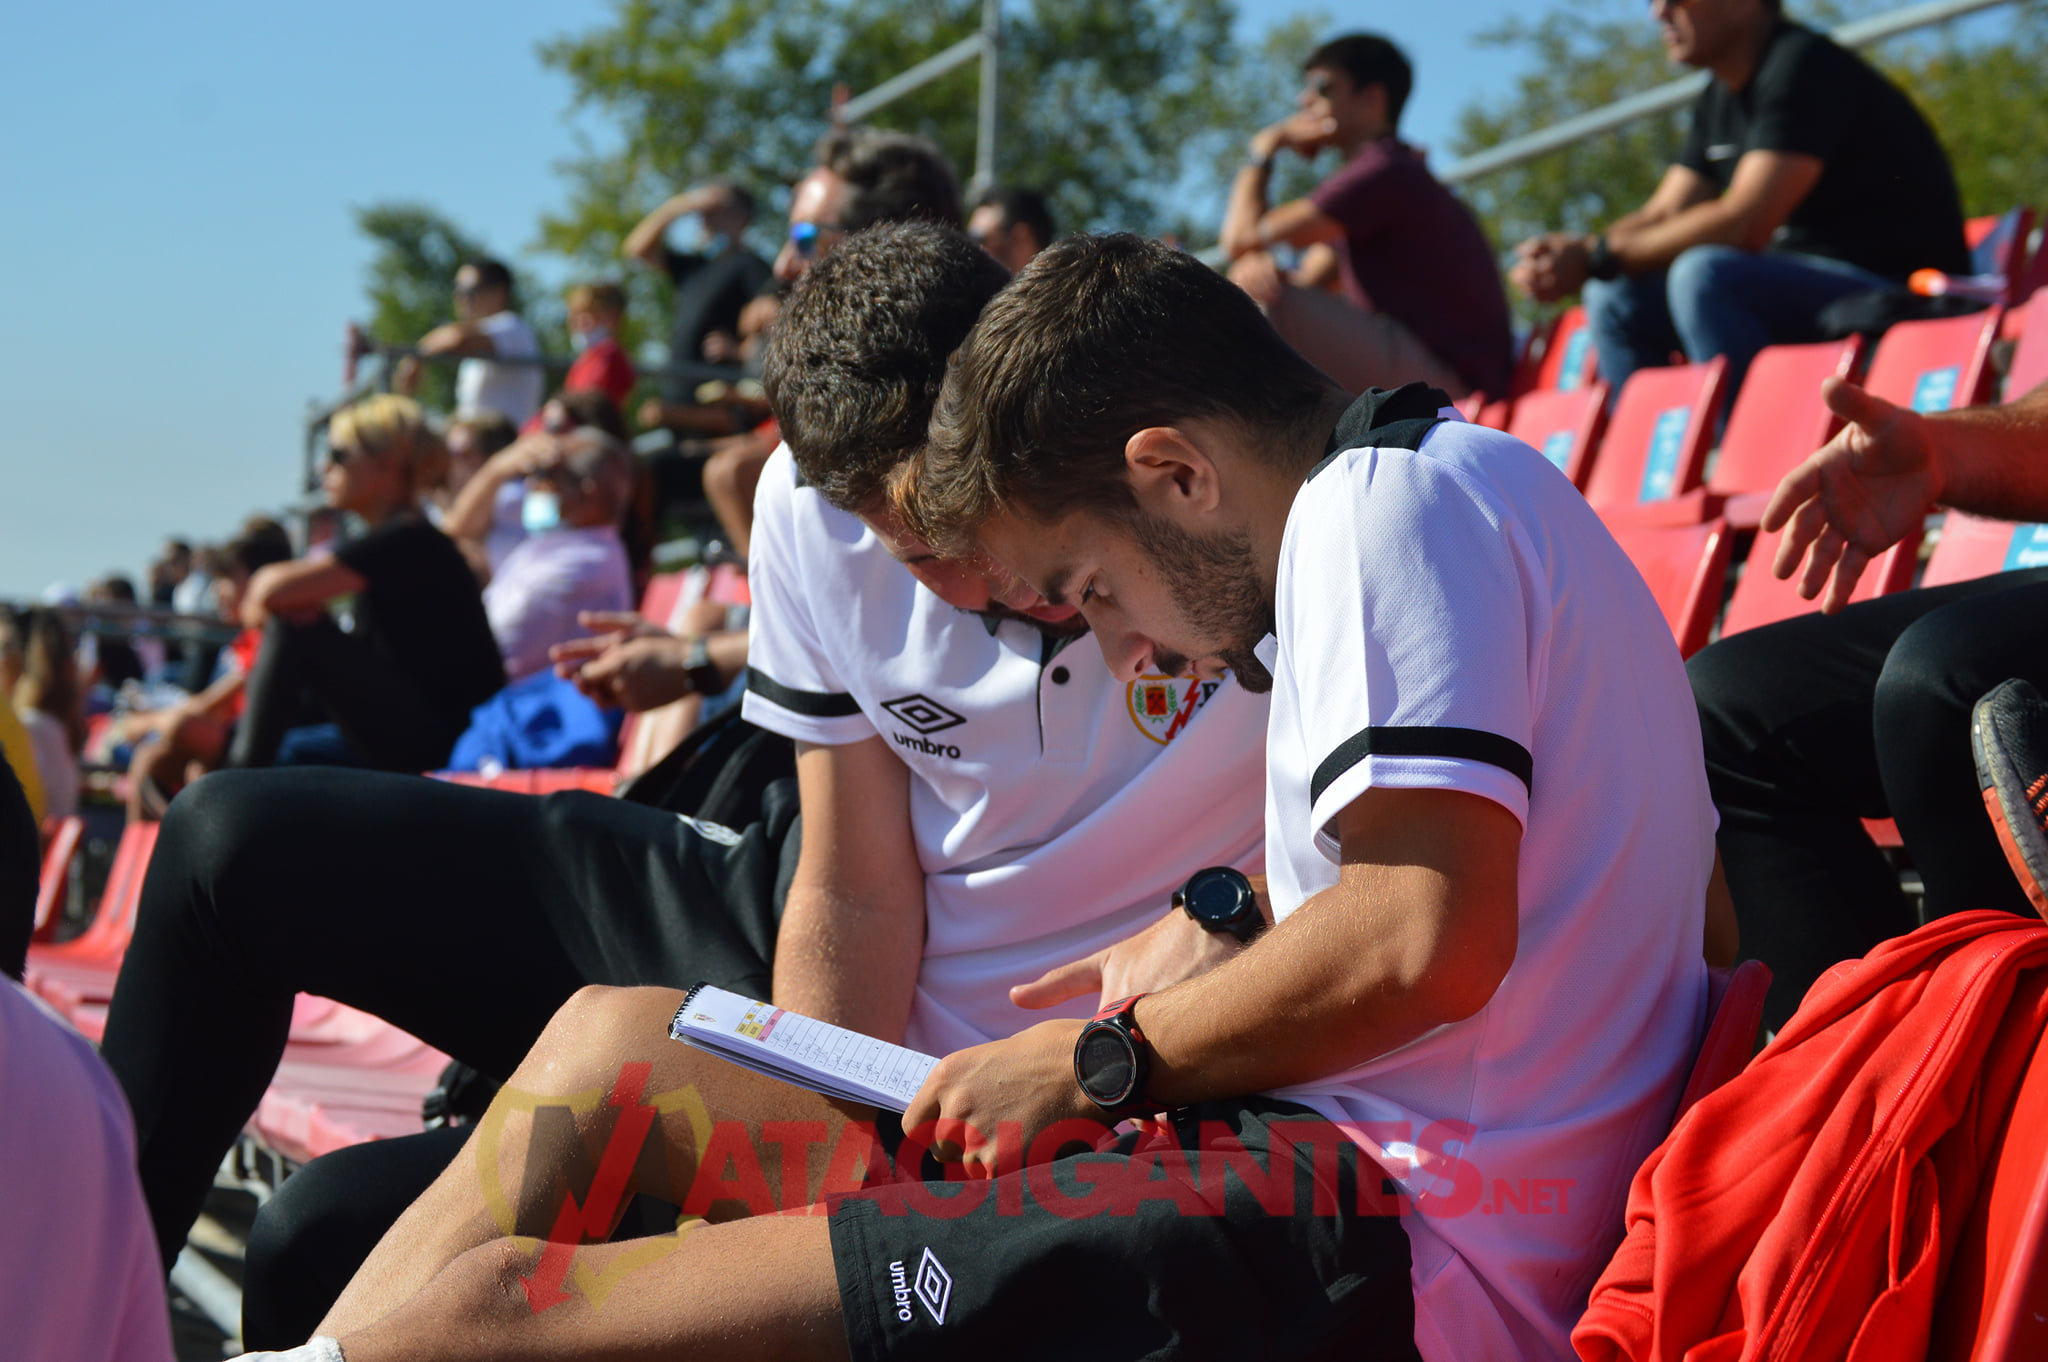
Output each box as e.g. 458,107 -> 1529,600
884,693 -> 968,759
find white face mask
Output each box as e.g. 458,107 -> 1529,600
521,489 -> 563,534
570,325 -> 611,354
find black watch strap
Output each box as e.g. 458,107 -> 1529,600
1586,234 -> 1622,282
1174,866 -> 1264,943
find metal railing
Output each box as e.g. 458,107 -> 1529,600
831,0 -> 1002,193
1438,0 -> 2023,185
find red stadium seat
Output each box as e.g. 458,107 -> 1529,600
1965,208 -> 2036,302
1719,522 -> 1920,640
1453,391 -> 1487,423
31,815 -> 84,939
1671,960 -> 1770,1127
1531,305 -> 1600,393
1505,383 -> 1609,489
23,820 -> 162,1024
1704,337 -> 1867,530
1862,306 -> 2003,415
1474,399 -> 1512,431
2005,288 -> 2048,398
1608,519 -> 1732,659
1584,357 -> 1728,514
1922,512 -> 2048,590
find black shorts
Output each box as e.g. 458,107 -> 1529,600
829,1098 -> 1420,1362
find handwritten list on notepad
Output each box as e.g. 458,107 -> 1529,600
669,983 -> 940,1112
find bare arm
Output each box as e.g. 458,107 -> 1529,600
771,737 -> 928,1043
414,321 -> 497,360
241,558 -> 366,629
621,185 -> 726,268
1220,113 -> 1346,260
1606,150 -> 1821,271
440,435 -> 553,543
908,787 -> 1522,1165
1765,378 -> 2048,610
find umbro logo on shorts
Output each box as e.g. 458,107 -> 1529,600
887,1248 -> 953,1325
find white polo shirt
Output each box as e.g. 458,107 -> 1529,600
1262,390 -> 1712,1362
742,445 -> 1268,1056
456,310 -> 544,428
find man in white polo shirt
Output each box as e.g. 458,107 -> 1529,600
291,224 -> 1277,1355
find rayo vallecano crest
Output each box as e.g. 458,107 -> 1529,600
1126,675 -> 1221,745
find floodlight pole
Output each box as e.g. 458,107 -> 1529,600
972,0 -> 1000,195
831,2 -> 1002,193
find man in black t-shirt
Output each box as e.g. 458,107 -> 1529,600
1511,0 -> 1968,400
623,180 -> 774,425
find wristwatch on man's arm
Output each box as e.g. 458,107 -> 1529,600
680,635 -> 723,696
1585,234 -> 1623,282
1173,866 -> 1265,943
1074,993 -> 1152,1113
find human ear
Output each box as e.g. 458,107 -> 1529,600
1124,427 -> 1221,518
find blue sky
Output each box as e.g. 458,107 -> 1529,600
0,0 -> 1600,595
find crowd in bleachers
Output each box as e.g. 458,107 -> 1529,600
10,0 -> 2048,1358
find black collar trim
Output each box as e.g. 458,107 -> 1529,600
1309,382 -> 1453,480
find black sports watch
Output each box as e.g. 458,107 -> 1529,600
1174,866 -> 1264,943
1585,233 -> 1623,282
681,636 -> 722,695
1074,993 -> 1151,1112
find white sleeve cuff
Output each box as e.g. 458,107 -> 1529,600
231,1337 -> 345,1362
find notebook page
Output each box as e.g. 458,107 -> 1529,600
669,984 -> 940,1112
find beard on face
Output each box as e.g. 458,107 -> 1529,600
1129,513 -> 1275,694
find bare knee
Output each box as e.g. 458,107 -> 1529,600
519,985 -> 680,1092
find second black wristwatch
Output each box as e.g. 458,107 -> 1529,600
1074,993 -> 1151,1112
1174,866 -> 1264,943
681,636 -> 722,695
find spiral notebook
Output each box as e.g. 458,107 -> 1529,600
669,982 -> 940,1113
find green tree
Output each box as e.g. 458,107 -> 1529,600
533,0 -> 1297,278
353,202 -> 563,412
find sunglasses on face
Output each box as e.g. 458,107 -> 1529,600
788,221 -> 844,258
327,441 -> 364,468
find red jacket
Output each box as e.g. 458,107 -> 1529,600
1575,911 -> 2048,1362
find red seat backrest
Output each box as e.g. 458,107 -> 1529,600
1584,358 -> 1728,512
1505,384 -> 1609,490
2006,289 -> 2048,399
1531,306 -> 1599,393
1720,522 -> 1921,638
1966,208 -> 2035,293
1607,519 -> 1732,658
32,816 -> 85,937
1708,338 -> 1866,498
1862,307 -> 2003,415
1671,959 -> 1770,1127
638,572 -> 685,631
1922,512 -> 2048,590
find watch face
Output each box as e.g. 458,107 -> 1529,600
1183,867 -> 1249,926
1076,1025 -> 1138,1106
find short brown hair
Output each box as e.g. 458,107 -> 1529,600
815,127 -> 964,231
566,281 -> 627,317
763,220 -> 1009,512
900,233 -> 1337,552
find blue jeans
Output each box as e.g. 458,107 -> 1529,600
1582,246 -> 1892,401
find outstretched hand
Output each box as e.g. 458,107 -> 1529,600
1761,376 -> 1944,613
550,613 -> 696,712
1011,906 -> 1245,1014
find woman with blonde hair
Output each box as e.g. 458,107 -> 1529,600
228,394 -> 504,771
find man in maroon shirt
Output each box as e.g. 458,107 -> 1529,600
1220,33 -> 1512,400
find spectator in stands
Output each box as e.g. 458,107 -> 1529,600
1,751 -> 34,979
1691,374 -> 2048,1027
83,574 -> 147,692
531,281 -> 636,425
0,687 -> 44,833
119,520 -> 295,818
0,979 -> 176,1362
439,391 -> 631,579
392,258 -> 546,428
227,394 -> 504,772
968,184 -> 1055,271
6,608 -> 82,822
146,539 -> 190,610
482,428 -> 636,682
1510,0 -> 1969,401
434,410 -> 519,578
624,180 -> 772,432
1220,33 -> 1513,400
705,126 -> 968,559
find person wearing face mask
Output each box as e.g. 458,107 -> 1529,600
517,283 -> 636,438
624,180 -> 772,431
226,395 -> 506,771
479,428 -> 637,682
